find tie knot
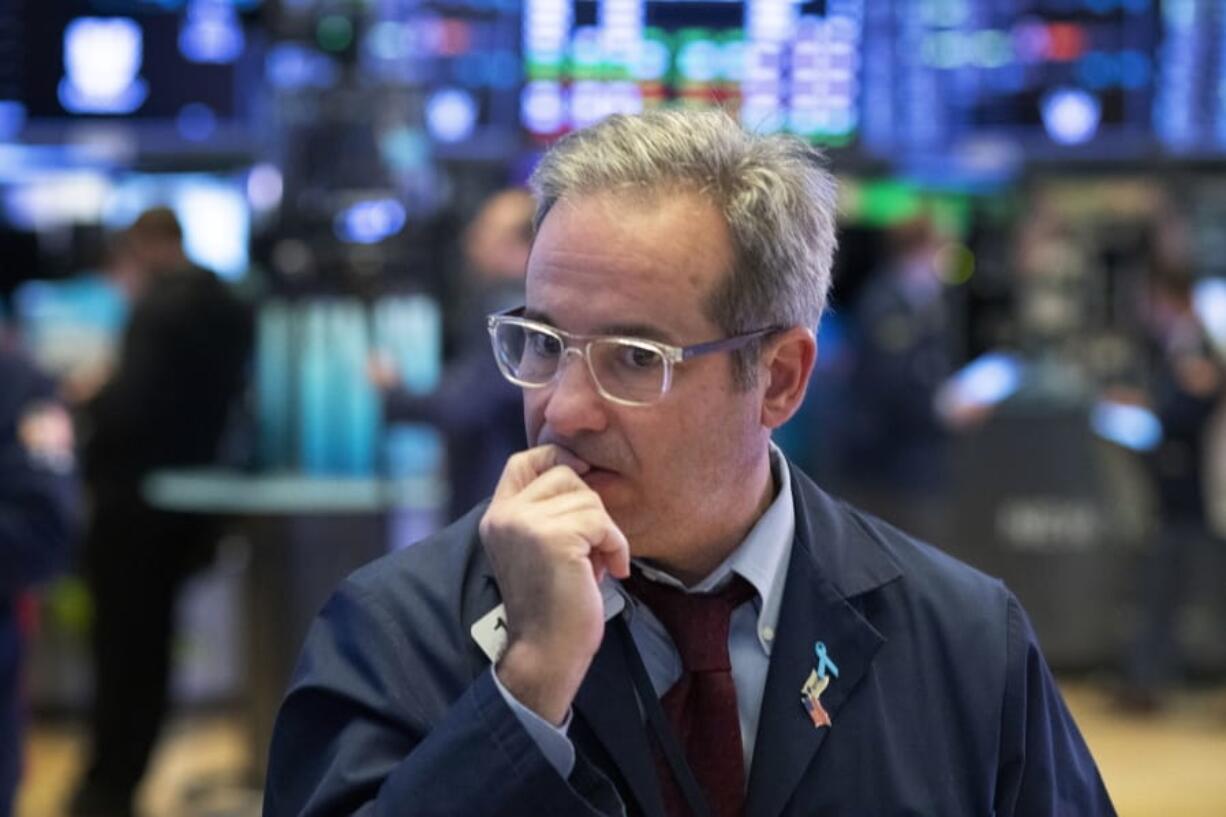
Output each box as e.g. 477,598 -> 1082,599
625,569 -> 756,672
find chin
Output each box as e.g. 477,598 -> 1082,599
599,488 -> 645,531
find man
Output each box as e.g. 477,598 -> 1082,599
1121,270 -> 1225,708
842,215 -> 954,542
265,111 -> 1114,816
369,188 -> 531,521
1,342 -> 78,817
71,209 -> 253,817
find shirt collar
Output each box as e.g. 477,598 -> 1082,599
601,444 -> 796,655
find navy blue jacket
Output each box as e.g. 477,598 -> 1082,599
1,346 -> 78,816
264,464 -> 1115,816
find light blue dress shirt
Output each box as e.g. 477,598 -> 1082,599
492,446 -> 796,779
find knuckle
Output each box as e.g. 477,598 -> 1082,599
480,508 -> 512,539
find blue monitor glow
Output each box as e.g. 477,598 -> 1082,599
2,169 -> 113,227
11,276 -> 129,377
1194,277 -> 1226,360
178,0 -> 246,64
246,163 -> 283,212
1040,88 -> 1103,146
0,101 -> 26,140
1091,399 -> 1163,453
333,198 -> 407,246
940,351 -> 1025,411
426,88 -> 480,143
264,42 -> 340,91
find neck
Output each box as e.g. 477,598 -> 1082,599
655,450 -> 777,587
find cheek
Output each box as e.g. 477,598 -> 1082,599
523,392 -> 546,444
628,409 -> 700,479
660,389 -> 755,473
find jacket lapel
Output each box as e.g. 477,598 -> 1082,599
573,617 -> 666,817
744,473 -> 900,817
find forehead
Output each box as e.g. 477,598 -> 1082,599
525,189 -> 733,340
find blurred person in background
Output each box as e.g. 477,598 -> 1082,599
839,215 -> 955,542
368,188 -> 531,522
70,209 -> 253,817
1,340 -> 78,817
1117,266 -> 1225,711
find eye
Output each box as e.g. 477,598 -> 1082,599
527,330 -> 562,357
618,344 -> 663,370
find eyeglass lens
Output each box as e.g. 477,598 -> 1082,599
494,322 -> 667,404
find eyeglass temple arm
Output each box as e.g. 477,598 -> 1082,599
679,327 -> 779,361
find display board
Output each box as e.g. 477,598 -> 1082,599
521,0 -> 1226,163
3,0 -> 258,124
10,2 -> 1226,169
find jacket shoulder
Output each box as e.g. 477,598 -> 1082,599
792,465 -> 1009,615
313,503 -> 497,715
346,502 -> 492,611
848,502 -> 1008,607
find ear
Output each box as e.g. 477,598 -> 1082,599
759,327 -> 817,430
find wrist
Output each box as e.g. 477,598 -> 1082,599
495,639 -> 590,726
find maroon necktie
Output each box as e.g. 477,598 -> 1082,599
624,570 -> 757,817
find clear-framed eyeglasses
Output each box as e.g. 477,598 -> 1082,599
487,307 -> 781,407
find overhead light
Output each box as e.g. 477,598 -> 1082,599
179,0 -> 246,64
1040,88 -> 1101,146
58,18 -> 149,115
334,198 -> 406,245
426,88 -> 478,143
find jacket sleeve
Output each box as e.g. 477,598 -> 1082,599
262,578 -> 624,817
993,594 -> 1116,817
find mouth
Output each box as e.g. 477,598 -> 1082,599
580,466 -> 621,488
546,442 -> 615,474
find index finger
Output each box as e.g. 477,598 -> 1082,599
493,444 -> 591,501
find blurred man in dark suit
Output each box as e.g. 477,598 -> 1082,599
1121,270 -> 1225,708
841,216 -> 954,542
71,209 -> 252,817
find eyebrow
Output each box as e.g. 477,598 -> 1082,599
522,308 -> 679,344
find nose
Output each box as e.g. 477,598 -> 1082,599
540,348 -> 608,437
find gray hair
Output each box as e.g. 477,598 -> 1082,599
529,109 -> 839,387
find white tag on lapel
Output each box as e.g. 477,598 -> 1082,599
470,603 -> 510,663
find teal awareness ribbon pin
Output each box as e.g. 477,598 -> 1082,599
814,641 -> 839,680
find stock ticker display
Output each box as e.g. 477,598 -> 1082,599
520,0 -> 1226,164
6,1 -> 1226,166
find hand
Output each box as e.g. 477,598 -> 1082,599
1174,357 -> 1222,397
1101,385 -> 1151,409
480,445 -> 630,724
61,361 -> 113,405
366,352 -> 400,391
